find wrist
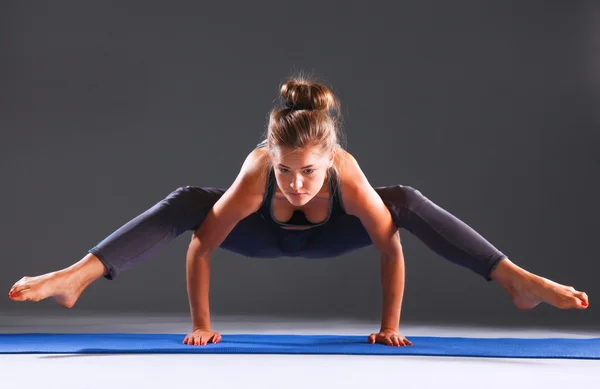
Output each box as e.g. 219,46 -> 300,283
192,314 -> 211,331
193,325 -> 212,332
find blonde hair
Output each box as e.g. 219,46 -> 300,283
265,75 -> 344,156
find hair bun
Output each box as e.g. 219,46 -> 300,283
280,78 -> 339,112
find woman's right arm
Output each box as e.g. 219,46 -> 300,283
185,149 -> 267,338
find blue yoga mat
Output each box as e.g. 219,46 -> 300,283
1,334 -> 599,359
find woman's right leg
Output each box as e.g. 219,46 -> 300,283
8,186 -> 224,307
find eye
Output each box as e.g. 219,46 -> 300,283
303,169 -> 315,175
278,168 -> 290,174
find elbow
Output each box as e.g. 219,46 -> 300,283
188,234 -> 214,261
380,244 -> 404,263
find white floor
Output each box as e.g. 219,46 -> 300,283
1,312 -> 599,389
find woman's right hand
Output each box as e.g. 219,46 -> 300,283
183,329 -> 222,346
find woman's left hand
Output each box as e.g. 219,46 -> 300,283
368,329 -> 413,347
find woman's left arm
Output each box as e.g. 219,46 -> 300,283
379,240 -> 406,332
339,154 -> 412,346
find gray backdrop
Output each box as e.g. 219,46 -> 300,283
1,1 -> 598,328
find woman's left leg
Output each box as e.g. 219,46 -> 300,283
375,185 -> 506,281
376,185 -> 589,310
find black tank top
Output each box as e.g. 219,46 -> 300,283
255,143 -> 345,228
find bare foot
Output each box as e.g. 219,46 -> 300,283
8,271 -> 84,308
508,275 -> 589,311
492,258 -> 589,311
7,254 -> 107,308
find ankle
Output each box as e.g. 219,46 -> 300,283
63,254 -> 105,285
490,258 -> 530,287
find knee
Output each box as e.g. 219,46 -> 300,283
161,186 -> 221,219
163,186 -> 198,208
167,186 -> 220,205
378,185 -> 425,208
170,186 -> 197,198
376,186 -> 431,228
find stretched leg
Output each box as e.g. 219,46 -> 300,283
89,186 -> 224,280
376,185 -> 589,310
376,185 -> 505,280
8,186 -> 224,307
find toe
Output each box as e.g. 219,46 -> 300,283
8,290 -> 27,301
10,278 -> 30,294
576,291 -> 589,304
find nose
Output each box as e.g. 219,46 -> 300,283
290,175 -> 303,191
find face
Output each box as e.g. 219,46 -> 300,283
271,145 -> 334,206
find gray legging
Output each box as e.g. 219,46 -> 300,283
89,185 -> 507,281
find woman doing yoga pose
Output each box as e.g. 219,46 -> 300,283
8,77 -> 589,347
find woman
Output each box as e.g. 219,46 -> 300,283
8,77 -> 589,347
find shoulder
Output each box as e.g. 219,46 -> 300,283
228,147 -> 271,203
333,148 -> 376,215
334,149 -> 400,253
239,147 -> 271,184
206,147 -> 270,220
334,148 -> 368,193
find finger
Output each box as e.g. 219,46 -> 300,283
392,336 -> 400,347
405,338 -> 413,346
183,336 -> 190,345
213,333 -> 222,344
201,335 -> 208,346
386,337 -> 393,346
368,334 -> 376,344
194,336 -> 201,346
207,334 -> 216,345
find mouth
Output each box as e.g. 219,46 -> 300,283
288,193 -> 306,197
